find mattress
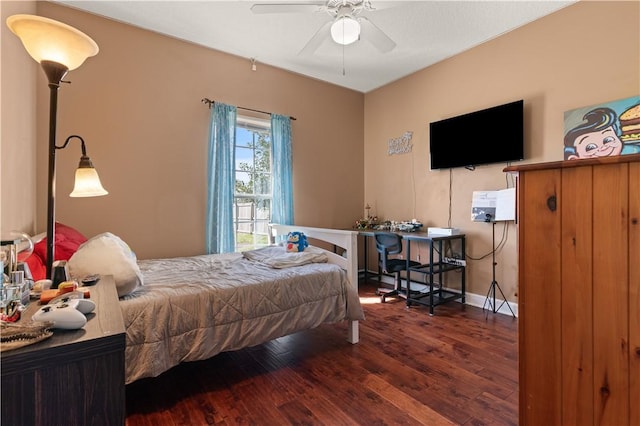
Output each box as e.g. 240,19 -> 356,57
120,252 -> 363,384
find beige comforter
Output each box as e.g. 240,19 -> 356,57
120,252 -> 363,384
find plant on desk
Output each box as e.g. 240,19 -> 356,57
354,216 -> 379,230
355,219 -> 423,232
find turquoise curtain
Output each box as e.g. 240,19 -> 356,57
206,103 -> 237,253
271,114 -> 294,225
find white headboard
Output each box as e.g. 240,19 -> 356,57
270,224 -> 358,289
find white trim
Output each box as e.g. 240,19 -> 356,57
237,114 -> 270,130
372,274 -> 518,317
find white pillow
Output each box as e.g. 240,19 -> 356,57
68,232 -> 143,297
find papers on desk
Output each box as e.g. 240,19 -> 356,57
471,188 -> 516,222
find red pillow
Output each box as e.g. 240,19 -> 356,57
25,253 -> 46,281
28,222 -> 88,280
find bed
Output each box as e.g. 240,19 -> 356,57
112,224 -> 363,384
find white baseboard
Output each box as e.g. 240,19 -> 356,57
363,272 -> 518,317
465,291 -> 518,317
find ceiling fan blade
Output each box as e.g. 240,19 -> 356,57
250,2 -> 325,14
359,16 -> 395,53
298,20 -> 332,56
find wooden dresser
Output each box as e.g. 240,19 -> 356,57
505,154 -> 639,426
1,275 -> 126,425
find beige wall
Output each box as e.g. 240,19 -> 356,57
1,0 -> 38,237
364,1 -> 639,302
2,1 -> 364,259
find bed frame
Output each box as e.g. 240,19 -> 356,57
270,224 -> 360,344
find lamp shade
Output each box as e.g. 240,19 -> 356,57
330,16 -> 360,45
70,167 -> 108,197
6,14 -> 98,70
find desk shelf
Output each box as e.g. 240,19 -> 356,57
404,233 -> 466,315
411,261 -> 464,275
407,261 -> 466,314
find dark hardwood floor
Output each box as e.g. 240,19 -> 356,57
125,280 -> 518,425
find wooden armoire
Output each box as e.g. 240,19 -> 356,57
505,154 -> 639,426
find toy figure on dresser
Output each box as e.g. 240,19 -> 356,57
0,300 -> 22,322
0,270 -> 31,322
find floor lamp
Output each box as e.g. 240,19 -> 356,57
7,14 -> 106,279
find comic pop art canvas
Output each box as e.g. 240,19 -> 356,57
564,95 -> 640,160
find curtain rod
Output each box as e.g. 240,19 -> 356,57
201,98 -> 296,121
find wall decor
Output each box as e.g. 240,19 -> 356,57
388,131 -> 413,155
564,95 -> 640,160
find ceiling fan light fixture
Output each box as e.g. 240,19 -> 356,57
330,16 -> 360,45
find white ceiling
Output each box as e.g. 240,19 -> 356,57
54,0 -> 575,93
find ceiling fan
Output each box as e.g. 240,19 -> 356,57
250,0 -> 396,55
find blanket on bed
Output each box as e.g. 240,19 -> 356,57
242,245 -> 328,268
119,252 -> 363,384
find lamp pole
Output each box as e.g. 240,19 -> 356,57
43,61 -> 69,279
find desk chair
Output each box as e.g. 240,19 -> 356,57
374,232 -> 420,302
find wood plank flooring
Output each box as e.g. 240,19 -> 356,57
125,280 -> 518,425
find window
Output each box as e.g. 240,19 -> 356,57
234,116 -> 271,251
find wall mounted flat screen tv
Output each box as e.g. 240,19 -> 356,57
429,100 -> 524,170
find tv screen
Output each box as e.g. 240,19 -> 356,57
429,100 -> 524,170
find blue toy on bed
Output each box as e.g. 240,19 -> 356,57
286,232 -> 308,253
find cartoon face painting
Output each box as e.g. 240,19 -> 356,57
569,125 -> 623,159
564,108 -> 623,160
564,99 -> 640,161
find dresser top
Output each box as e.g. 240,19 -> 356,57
504,153 -> 640,173
1,275 -> 125,364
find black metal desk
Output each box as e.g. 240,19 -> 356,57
359,230 -> 466,314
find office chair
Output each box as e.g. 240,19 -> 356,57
374,232 -> 420,303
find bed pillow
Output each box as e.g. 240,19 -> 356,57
24,254 -> 46,282
243,245 -> 327,268
26,224 -> 87,281
32,222 -> 87,262
68,232 -> 143,297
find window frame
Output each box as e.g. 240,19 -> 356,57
233,115 -> 272,251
